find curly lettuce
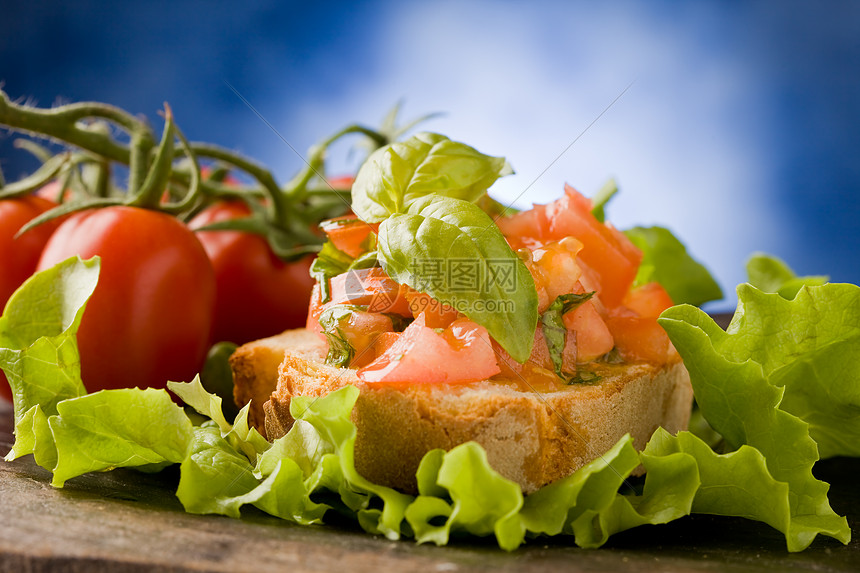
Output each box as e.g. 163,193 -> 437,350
0,258 -> 855,551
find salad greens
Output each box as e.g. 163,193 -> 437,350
1,256 -> 854,551
624,226 -> 723,306
746,252 -> 829,299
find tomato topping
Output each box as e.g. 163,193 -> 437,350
332,310 -> 395,369
320,216 -> 378,258
358,314 -> 500,384
498,185 -> 642,307
605,311 -> 675,364
404,290 -> 460,328
329,267 -> 412,316
622,282 -> 675,318
306,283 -> 326,336
562,299 -> 614,362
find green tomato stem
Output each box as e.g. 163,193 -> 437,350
0,89 -> 149,165
0,153 -> 70,199
128,105 -> 175,208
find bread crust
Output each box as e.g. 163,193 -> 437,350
230,328 -> 325,438
243,328 -> 692,494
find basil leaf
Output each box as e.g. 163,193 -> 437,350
624,226 -> 722,306
377,195 -> 537,362
348,250 -> 380,271
352,132 -> 513,223
310,241 -> 354,303
590,178 -> 618,223
318,305 -> 364,367
746,252 -> 828,299
541,293 -> 594,380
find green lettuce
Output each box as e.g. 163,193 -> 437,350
0,258 -> 855,552
745,252 -> 829,299
659,283 -> 859,548
624,225 -> 723,306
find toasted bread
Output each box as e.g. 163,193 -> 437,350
232,327 -> 693,494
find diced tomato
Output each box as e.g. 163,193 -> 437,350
544,186 -> 642,306
563,299 -> 614,362
320,216 -> 379,258
404,290 -> 460,328
605,310 -> 674,364
622,282 -> 674,318
498,185 -> 642,307
357,314 -> 501,384
497,207 -> 547,250
336,310 -> 395,369
306,283 -> 325,337
372,331 -> 400,356
328,267 -> 412,316
529,237 -> 584,306
561,331 -> 578,374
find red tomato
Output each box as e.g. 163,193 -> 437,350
0,195 -> 60,310
36,206 -> 215,392
189,201 -> 316,345
0,195 -> 62,400
357,314 -> 500,384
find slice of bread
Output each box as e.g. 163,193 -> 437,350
232,328 -> 693,494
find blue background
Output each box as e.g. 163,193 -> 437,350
2,0 -> 859,311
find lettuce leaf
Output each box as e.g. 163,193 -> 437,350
1,258 -> 854,552
745,252 -> 829,299
624,226 -> 723,306
659,284 -> 857,549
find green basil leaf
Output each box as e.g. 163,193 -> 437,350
745,252 -> 828,299
318,305 -> 365,367
540,292 -> 594,380
377,195 -> 537,362
624,225 -> 722,306
352,132 -> 513,223
348,250 -> 380,271
310,241 -> 354,303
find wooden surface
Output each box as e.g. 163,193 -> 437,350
1,400 -> 859,572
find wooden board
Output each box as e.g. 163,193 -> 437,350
1,400 -> 859,572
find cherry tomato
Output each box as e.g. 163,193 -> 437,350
0,194 -> 63,401
36,206 -> 215,392
0,195 -> 60,310
189,201 -> 315,345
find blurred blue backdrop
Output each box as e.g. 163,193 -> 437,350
2,0 -> 859,310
